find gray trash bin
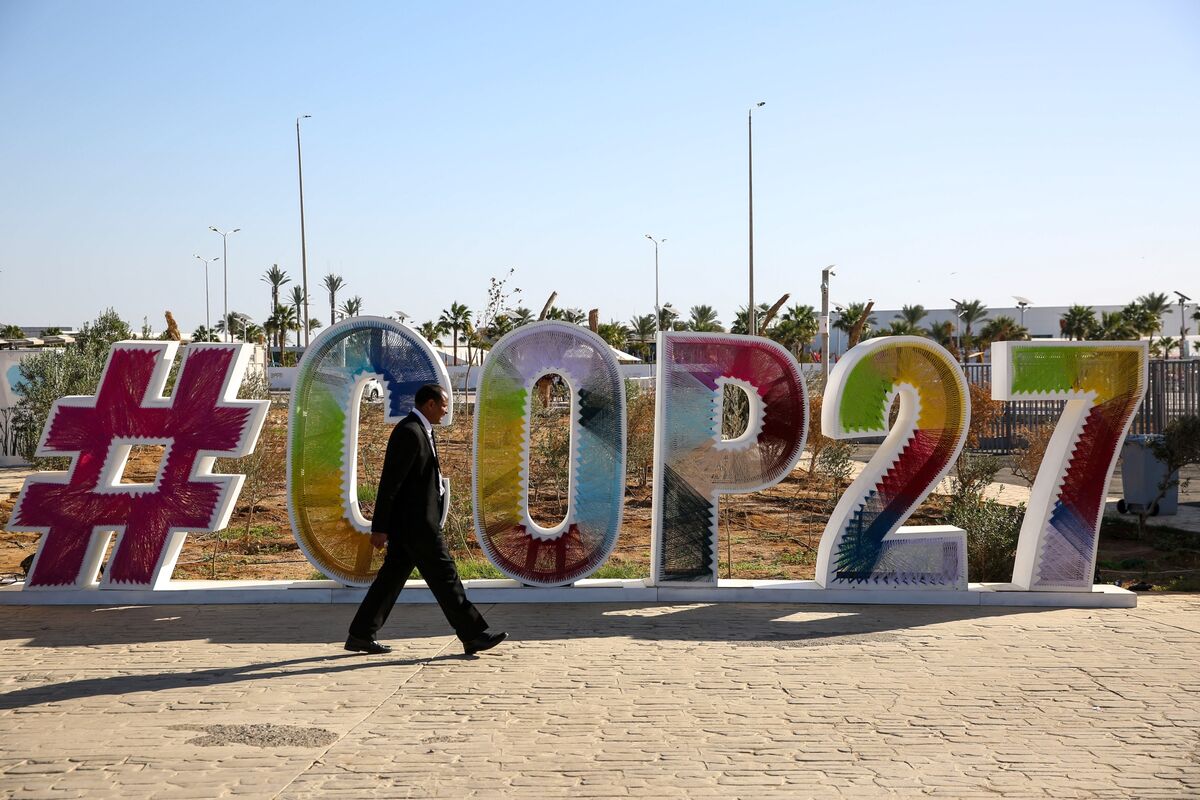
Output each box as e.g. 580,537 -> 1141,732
1117,435 -> 1178,516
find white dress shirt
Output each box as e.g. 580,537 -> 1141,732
412,407 -> 445,496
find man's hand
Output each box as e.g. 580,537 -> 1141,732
370,533 -> 388,549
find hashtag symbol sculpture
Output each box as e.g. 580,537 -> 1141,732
9,342 -> 269,590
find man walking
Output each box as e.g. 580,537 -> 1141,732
346,384 -> 506,656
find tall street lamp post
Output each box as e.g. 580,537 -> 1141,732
209,227 -> 241,342
193,254 -> 220,334
820,265 -> 836,380
644,234 -> 666,331
296,114 -> 313,347
747,101 -> 765,336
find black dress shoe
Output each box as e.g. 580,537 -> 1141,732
463,631 -> 508,655
345,635 -> 391,654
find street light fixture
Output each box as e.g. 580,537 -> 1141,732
296,114 -> 313,347
747,100 -> 765,336
193,254 -> 220,335
209,227 -> 241,341
821,265 -> 836,379
1013,295 -> 1032,328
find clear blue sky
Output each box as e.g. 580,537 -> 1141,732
1,0 -> 1197,335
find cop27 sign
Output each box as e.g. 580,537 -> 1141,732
8,318 -> 1147,594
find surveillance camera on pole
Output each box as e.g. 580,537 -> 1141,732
1175,290 -> 1192,357
820,265 -> 836,379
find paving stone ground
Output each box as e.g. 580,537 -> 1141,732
1,597 -> 1198,799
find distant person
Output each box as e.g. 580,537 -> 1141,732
346,384 -> 506,656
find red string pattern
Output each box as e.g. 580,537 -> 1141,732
12,343 -> 266,589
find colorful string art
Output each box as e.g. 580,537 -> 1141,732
12,342 -> 267,589
993,341 -> 1147,590
651,332 -> 808,585
287,316 -> 453,586
472,322 -> 626,586
816,337 -> 970,589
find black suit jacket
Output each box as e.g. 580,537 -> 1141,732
371,412 -> 442,537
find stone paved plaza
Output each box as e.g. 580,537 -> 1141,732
1,597 -> 1198,798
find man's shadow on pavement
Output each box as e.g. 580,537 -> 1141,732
0,650 -> 469,711
4,599 -> 1056,648
0,602 -> 1066,710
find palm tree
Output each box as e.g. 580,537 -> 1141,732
1122,302 -> 1157,342
322,273 -> 345,327
687,304 -> 723,332
546,306 -> 586,324
417,320 -> 447,346
262,315 -> 279,358
979,315 -> 1028,347
509,307 -> 535,327
956,299 -> 988,347
834,302 -> 876,348
596,321 -> 630,351
481,314 -> 515,343
439,302 -> 472,364
215,311 -> 252,340
1060,305 -> 1097,340
462,322 -> 486,366
926,320 -> 954,348
1135,292 -> 1171,343
1097,311 -> 1138,340
340,296 -> 364,318
191,325 -> 219,342
771,304 -> 819,358
271,303 -> 298,347
243,322 -> 265,344
627,314 -> 657,360
261,265 -> 290,321
731,303 -> 770,335
1154,336 -> 1180,359
897,304 -> 929,327
288,286 -> 307,345
885,319 -> 923,336
657,303 -> 680,332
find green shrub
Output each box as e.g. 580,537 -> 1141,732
14,309 -> 132,464
949,496 -> 1024,582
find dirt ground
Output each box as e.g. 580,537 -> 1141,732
1,395 -> 1196,589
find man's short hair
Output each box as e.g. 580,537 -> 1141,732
415,384 -> 447,407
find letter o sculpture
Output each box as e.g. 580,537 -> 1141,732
288,316 -> 453,586
472,321 -> 626,586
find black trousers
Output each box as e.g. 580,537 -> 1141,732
349,526 -> 487,642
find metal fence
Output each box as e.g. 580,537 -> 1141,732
962,359 -> 1200,453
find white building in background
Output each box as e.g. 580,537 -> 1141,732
825,303 -> 1198,359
